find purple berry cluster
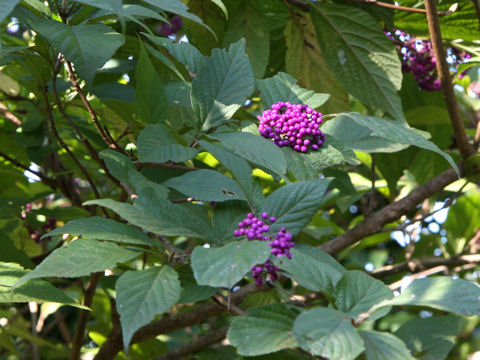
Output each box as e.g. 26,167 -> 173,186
386,29 -> 471,91
234,211 -> 295,285
258,101 -> 325,153
156,16 -> 183,36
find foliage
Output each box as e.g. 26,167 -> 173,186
0,1 -> 480,359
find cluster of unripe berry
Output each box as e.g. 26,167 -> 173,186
258,102 -> 325,153
386,29 -> 471,91
234,211 -> 294,285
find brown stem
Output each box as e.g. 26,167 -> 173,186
372,254 -> 480,278
42,89 -> 106,214
425,0 -> 475,159
0,101 -> 22,126
156,326 -> 228,360
69,272 -> 101,360
0,151 -> 54,186
285,0 -> 451,16
320,167 -> 459,255
64,61 -> 127,155
52,61 -> 127,194
93,283 -> 268,360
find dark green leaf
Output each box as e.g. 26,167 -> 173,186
310,3 -> 403,121
191,240 -> 270,288
256,72 -> 329,110
261,179 -> 331,235
293,308 -> 364,360
16,239 -> 138,285
30,19 -> 124,85
0,0 -> 20,23
163,169 -> 246,202
116,266 -> 181,348
227,304 -> 300,356
99,150 -> 135,184
359,330 -> 414,360
210,132 -> 286,176
192,39 -> 254,131
275,244 -> 345,296
42,216 -> 154,246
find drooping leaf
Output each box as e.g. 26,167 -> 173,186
261,179 -> 331,235
210,132 -> 286,176
305,134 -> 360,168
227,304 -> 300,356
99,150 -> 135,184
191,39 -> 254,131
256,72 -> 329,110
30,19 -> 124,85
16,239 -> 139,285
163,169 -> 246,202
143,33 -> 205,73
41,216 -> 154,246
359,330 -> 414,360
322,113 -> 459,175
310,3 -> 404,121
336,270 -> 393,321
293,308 -> 364,360
395,316 -> 465,360
282,148 -> 318,181
223,0 -> 270,78
137,124 -> 198,163
376,277 -> 480,316
191,240 -> 270,288
116,266 -> 181,349
0,263 -> 85,308
285,10 -> 348,114
275,244 -> 345,297
177,266 -> 217,303
135,42 -> 167,123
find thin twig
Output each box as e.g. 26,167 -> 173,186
284,0 -> 452,16
69,272 -> 101,360
425,0 -> 475,159
0,101 -> 22,126
64,61 -> 127,155
0,151 -> 54,186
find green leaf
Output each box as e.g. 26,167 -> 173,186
283,148 -> 318,181
116,266 -> 181,349
177,266 -> 217,303
191,39 -> 254,131
30,19 -> 124,85
0,262 -> 85,308
0,234 -> 33,269
85,194 -> 211,239
74,0 -> 123,17
284,11 -> 349,114
99,149 -> 135,184
210,132 -> 286,176
163,169 -> 246,202
143,0 -> 214,35
256,72 -> 329,110
305,134 -> 360,168
227,304 -> 300,356
275,244 -> 345,297
191,240 -> 270,288
322,113 -> 459,175
0,0 -> 20,23
200,140 -> 264,210
394,315 -> 465,360
143,33 -> 204,73
223,0 -> 269,78
41,216 -> 154,246
137,124 -> 198,163
359,330 -> 414,360
209,0 -> 228,19
211,201 -> 250,244
135,42 -> 167,123
336,270 -> 393,321
16,239 -> 138,285
293,308 -> 364,360
377,277 -> 480,316
261,179 -> 331,235
310,3 -> 404,121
